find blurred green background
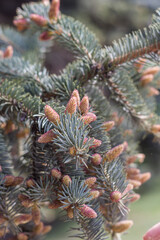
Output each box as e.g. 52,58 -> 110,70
0,0 -> 160,239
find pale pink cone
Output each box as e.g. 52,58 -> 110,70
38,130 -> 55,143
81,112 -> 97,125
65,97 -> 77,115
44,105 -> 60,124
13,18 -> 29,31
71,90 -> 80,107
30,14 -> 47,26
143,222 -> 160,240
91,153 -> 102,165
80,96 -> 89,114
103,144 -> 124,163
3,45 -> 13,58
49,0 -> 60,21
110,191 -> 122,202
102,121 -> 115,131
79,204 -> 97,218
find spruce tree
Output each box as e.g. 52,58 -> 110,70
0,0 -> 160,239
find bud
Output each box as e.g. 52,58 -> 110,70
3,45 -> 13,58
18,194 -> 33,208
39,31 -> 52,41
90,138 -> 102,149
139,172 -> 151,184
123,141 -> 128,151
26,179 -> 35,188
80,96 -> 89,114
151,124 -> 160,133
13,18 -> 29,31
91,153 -> 102,165
143,222 -> 160,240
13,176 -> 24,186
44,105 -> 60,124
78,204 -> 97,218
33,222 -> 44,235
140,74 -> 154,86
81,112 -> 97,125
51,168 -> 62,179
89,190 -> 100,199
32,204 -> 41,225
49,0 -> 60,21
129,193 -> 140,203
112,220 -> 133,233
17,233 -> 28,240
30,14 -> 47,26
67,207 -> 74,219
4,175 -> 15,186
148,87 -> 159,97
128,179 -> 142,188
102,121 -> 115,132
69,146 -> 77,156
103,144 -> 124,163
48,200 -> 62,209
84,177 -> 96,188
71,90 -> 80,107
62,175 -> 72,186
126,167 -> 140,175
14,214 -> 32,225
122,183 -> 133,196
110,191 -> 122,202
65,97 -> 77,115
126,153 -> 145,164
143,66 -> 160,76
41,225 -> 52,235
38,130 -> 55,143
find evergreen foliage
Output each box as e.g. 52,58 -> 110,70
0,1 -> 160,240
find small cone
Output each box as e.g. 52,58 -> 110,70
143,222 -> 160,240
122,183 -> 133,196
18,194 -> 33,208
49,0 -> 60,21
48,200 -> 62,209
79,204 -> 97,218
102,121 -> 115,132
13,18 -> 29,31
128,179 -> 141,188
81,112 -> 97,125
44,105 -> 60,124
143,66 -> 160,76
91,153 -> 102,165
89,190 -> 100,199
13,176 -> 24,186
150,124 -> 160,133
14,214 -> 32,225
140,74 -> 154,86
26,179 -> 35,188
112,220 -> 133,233
129,193 -> 140,203
148,87 -> 159,97
126,167 -> 140,175
39,31 -> 52,41
139,172 -> 151,184
71,90 -> 80,107
33,222 -> 44,235
67,207 -> 74,219
90,138 -> 102,149
65,97 -> 77,115
62,175 -> 72,186
51,168 -> 62,179
126,153 -> 145,164
103,144 -> 124,163
32,204 -> 41,225
38,130 -> 55,143
30,14 -> 47,26
84,177 -> 96,188
4,175 -> 15,186
41,225 -> 52,235
110,191 -> 122,202
80,96 -> 89,114
3,45 -> 13,58
17,233 -> 28,240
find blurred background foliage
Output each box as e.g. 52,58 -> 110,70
0,0 -> 160,239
